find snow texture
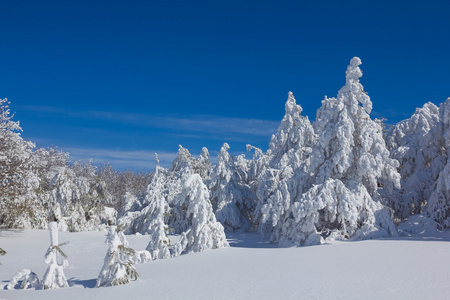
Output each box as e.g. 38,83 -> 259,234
2,229 -> 450,300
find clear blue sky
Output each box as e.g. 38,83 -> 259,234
1,0 -> 449,170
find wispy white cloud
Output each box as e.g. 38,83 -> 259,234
61,147 -> 178,170
19,105 -> 278,169
18,105 -> 279,137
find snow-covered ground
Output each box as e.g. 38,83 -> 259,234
1,226 -> 450,300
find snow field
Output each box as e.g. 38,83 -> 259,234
2,229 -> 450,299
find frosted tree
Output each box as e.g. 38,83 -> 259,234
144,195 -> 172,260
96,225 -> 139,287
172,172 -> 229,256
304,57 -> 399,243
42,222 -> 69,289
158,145 -> 229,255
266,91 -> 317,171
118,146 -> 228,257
135,161 -> 171,260
263,57 -> 400,246
246,144 -> 268,185
32,148 -> 72,229
0,98 -> 41,228
170,145 -> 195,173
209,143 -> 256,232
256,92 -> 317,237
424,98 -> 450,228
165,145 -> 198,233
385,102 -> 444,220
192,147 -> 213,181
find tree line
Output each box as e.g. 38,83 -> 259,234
2,57 -> 450,249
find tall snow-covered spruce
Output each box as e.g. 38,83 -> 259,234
169,146 -> 229,256
259,57 -> 401,246
424,98 -> 450,228
385,102 -> 443,220
142,164 -> 171,260
209,143 -> 256,232
256,91 -> 316,238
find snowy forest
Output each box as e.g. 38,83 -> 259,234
2,56 -> 450,256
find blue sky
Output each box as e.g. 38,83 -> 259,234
1,0 -> 449,170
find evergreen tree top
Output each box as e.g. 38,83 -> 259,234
339,56 -> 372,114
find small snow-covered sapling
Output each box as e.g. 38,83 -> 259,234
96,225 -> 139,287
42,222 -> 69,289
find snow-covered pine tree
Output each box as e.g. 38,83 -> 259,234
116,146 -> 228,257
42,222 -> 69,289
170,145 -> 196,173
116,192 -> 143,231
172,171 -> 229,256
266,91 -> 317,171
32,148 -> 72,229
385,102 -> 443,220
267,57 -> 400,246
245,144 -> 267,185
423,98 -> 450,229
163,146 -> 229,255
0,98 -> 41,228
125,158 -> 169,235
256,92 -> 317,237
192,147 -> 213,181
209,143 -> 256,232
139,163 -> 171,260
96,225 -> 139,287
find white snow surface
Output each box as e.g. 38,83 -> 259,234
1,227 -> 450,299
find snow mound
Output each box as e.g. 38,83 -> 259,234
397,214 -> 444,238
